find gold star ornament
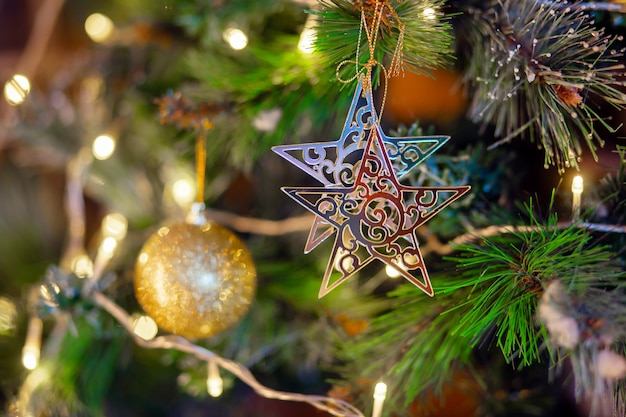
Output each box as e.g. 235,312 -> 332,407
282,123 -> 470,297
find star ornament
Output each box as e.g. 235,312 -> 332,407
272,77 -> 449,253
282,125 -> 471,297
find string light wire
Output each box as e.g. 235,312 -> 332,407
91,290 -> 364,416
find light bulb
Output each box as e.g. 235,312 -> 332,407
92,134 -> 116,160
298,15 -> 317,54
71,254 -> 94,279
423,8 -> 436,20
371,382 -> 387,417
102,213 -> 128,240
207,361 -> 223,397
572,175 -> 584,194
172,178 -> 196,208
4,74 -> 31,106
85,13 -> 114,43
132,315 -> 158,340
100,236 -> 118,256
90,236 -> 118,283
22,348 -> 39,370
223,27 -> 248,50
571,175 -> 584,221
22,317 -> 43,370
373,382 -> 387,400
385,264 -> 402,278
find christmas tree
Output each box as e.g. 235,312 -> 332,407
1,0 -> 626,416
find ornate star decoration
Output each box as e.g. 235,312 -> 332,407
282,125 -> 471,297
272,77 -> 449,253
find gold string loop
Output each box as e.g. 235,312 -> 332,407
335,59 -> 366,85
336,0 -> 406,121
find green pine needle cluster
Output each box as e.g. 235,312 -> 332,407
441,207 -> 625,367
333,285 -> 475,413
461,0 -> 626,171
174,0 -> 359,172
312,0 -> 454,88
183,42 -> 347,171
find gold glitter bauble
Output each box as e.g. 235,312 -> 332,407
134,222 -> 256,339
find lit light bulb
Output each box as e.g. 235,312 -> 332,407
572,175 -> 584,194
171,178 -> 196,208
92,134 -> 116,160
423,8 -> 436,20
298,28 -> 316,53
223,27 -> 248,50
132,315 -> 158,340
71,254 -> 94,279
90,236 -> 119,284
102,213 -> 128,241
385,264 -> 402,278
298,16 -> 317,54
207,361 -> 223,397
22,317 -> 43,370
371,382 -> 387,417
85,13 -> 114,43
22,348 -> 39,370
100,236 -> 118,257
571,175 -> 584,221
4,74 -> 31,106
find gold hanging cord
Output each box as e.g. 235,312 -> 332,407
336,0 -> 406,120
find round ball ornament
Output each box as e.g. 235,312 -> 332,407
134,221 -> 256,339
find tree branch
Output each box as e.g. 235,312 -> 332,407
537,0 -> 626,12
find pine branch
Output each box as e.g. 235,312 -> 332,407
183,39 -> 349,169
312,0 -> 454,87
538,0 -> 626,13
332,284 -> 475,413
440,205 -> 626,368
461,0 -> 626,171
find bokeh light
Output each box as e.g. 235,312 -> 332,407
3,74 -> 31,106
132,315 -> 158,340
71,254 -> 94,279
85,13 -> 114,42
102,213 -> 128,241
171,178 -> 196,208
423,8 -> 436,20
223,27 -> 248,50
92,134 -> 116,160
385,264 -> 402,278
